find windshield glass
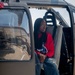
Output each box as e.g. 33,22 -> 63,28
53,8 -> 70,26
0,9 -> 31,61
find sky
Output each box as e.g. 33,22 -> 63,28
65,0 -> 75,6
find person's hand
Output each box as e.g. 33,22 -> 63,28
39,53 -> 46,63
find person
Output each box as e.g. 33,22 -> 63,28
34,18 -> 59,75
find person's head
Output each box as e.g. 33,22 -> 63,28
34,18 -> 47,49
34,18 -> 46,34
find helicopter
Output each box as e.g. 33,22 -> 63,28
0,0 -> 75,75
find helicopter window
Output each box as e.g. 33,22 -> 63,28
21,12 -> 29,33
52,8 -> 71,27
0,9 -> 31,61
0,10 -> 18,26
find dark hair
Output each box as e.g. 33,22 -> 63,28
34,18 -> 47,49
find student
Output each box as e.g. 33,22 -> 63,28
34,18 -> 59,75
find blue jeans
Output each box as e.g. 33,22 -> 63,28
35,53 -> 59,75
35,53 -> 41,75
43,58 -> 59,75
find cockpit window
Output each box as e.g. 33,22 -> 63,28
0,10 -> 18,26
0,9 -> 31,61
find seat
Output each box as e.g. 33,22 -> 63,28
47,25 -> 63,68
44,9 -> 63,68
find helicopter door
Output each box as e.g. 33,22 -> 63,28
0,3 -> 35,75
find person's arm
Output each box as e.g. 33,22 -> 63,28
39,53 -> 46,63
35,50 -> 46,63
45,33 -> 54,58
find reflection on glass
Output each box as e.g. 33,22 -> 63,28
0,9 -> 31,61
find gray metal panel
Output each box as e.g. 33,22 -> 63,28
8,2 -> 27,7
20,0 -> 67,5
0,58 -> 35,75
8,0 -> 68,9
